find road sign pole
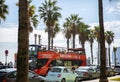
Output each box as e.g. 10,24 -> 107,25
5,50 -> 8,66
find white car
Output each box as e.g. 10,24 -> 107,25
46,66 -> 79,82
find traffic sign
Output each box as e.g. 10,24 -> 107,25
5,50 -> 8,56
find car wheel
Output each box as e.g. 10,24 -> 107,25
74,77 -> 78,82
40,80 -> 44,82
107,73 -> 110,77
61,78 -> 66,82
89,75 -> 92,80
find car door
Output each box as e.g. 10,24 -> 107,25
88,68 -> 95,79
7,71 -> 16,82
89,68 -> 98,78
28,71 -> 40,82
63,68 -> 71,81
67,68 -> 76,82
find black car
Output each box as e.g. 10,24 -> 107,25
0,65 -> 12,69
0,68 -> 46,82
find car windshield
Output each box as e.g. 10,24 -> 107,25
50,68 -> 62,72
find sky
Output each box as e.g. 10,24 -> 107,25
0,0 -> 120,64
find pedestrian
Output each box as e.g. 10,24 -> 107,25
0,61 -> 3,65
8,61 -> 13,68
71,66 -> 75,73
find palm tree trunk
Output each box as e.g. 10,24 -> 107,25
90,43 -> 93,64
113,47 -> 117,66
98,43 -> 100,65
67,39 -> 69,51
48,27 -> 51,50
17,0 -> 29,82
81,42 -> 86,54
51,37 -> 53,49
108,45 -> 111,66
73,33 -> 75,48
114,50 -> 116,66
98,0 -> 108,82
73,25 -> 76,48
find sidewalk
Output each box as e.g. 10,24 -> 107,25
82,75 -> 120,82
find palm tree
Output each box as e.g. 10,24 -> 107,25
28,0 -> 39,33
98,0 -> 108,82
78,22 -> 90,54
105,31 -> 114,66
63,20 -> 71,50
38,0 -> 62,50
65,14 -> 82,48
88,30 -> 95,64
50,22 -> 60,49
94,26 -> 100,65
0,0 -> 8,22
16,0 -> 29,82
113,47 -> 117,66
16,0 -> 39,33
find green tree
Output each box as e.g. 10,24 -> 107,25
98,0 -> 108,82
16,0 -> 29,82
63,20 -> 71,50
0,0 -> 8,22
65,14 -> 82,48
78,22 -> 90,54
105,31 -> 114,66
38,0 -> 61,50
88,30 -> 95,64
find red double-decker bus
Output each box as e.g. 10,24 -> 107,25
29,44 -> 86,76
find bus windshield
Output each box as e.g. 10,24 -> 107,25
29,45 -> 38,57
37,59 -> 48,68
29,58 -> 49,69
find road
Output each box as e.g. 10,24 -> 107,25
81,75 -> 120,82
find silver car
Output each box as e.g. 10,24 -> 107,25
0,68 -> 46,82
106,66 -> 116,76
75,66 -> 99,80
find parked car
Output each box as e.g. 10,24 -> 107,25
106,66 -> 115,76
114,65 -> 120,74
46,66 -> 79,82
89,64 -> 100,72
0,65 -> 13,69
0,68 -> 46,82
75,66 -> 99,80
